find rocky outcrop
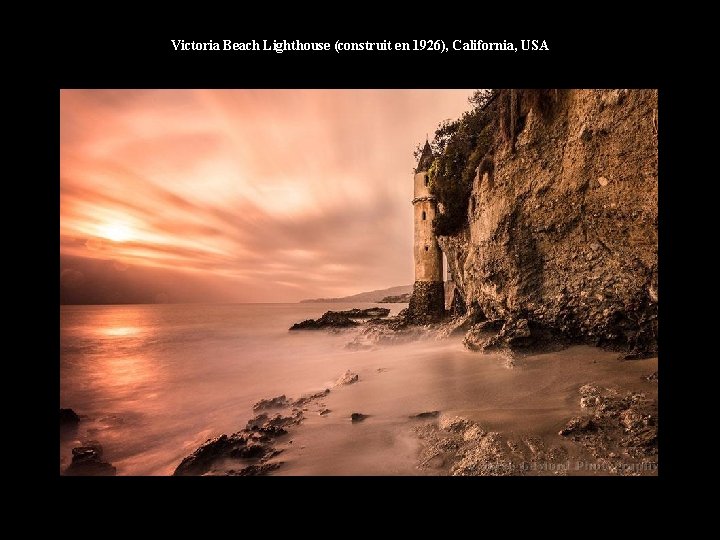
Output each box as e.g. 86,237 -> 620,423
174,371 -> 355,475
173,411 -> 301,476
336,307 -> 390,318
289,308 -> 389,331
414,393 -> 657,476
558,384 -> 657,463
64,441 -> 116,476
334,370 -> 359,386
410,411 -> 440,419
253,395 -> 292,411
380,294 -> 411,303
60,408 -> 80,426
438,90 -> 657,356
290,311 -> 359,330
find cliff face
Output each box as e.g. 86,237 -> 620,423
439,89 -> 658,355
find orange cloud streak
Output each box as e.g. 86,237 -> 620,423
60,90 -> 472,302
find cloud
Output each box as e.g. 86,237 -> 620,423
60,89 -> 472,302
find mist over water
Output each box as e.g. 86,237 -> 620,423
60,303 -> 410,475
61,303 -> 657,476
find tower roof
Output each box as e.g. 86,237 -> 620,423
416,140 -> 434,173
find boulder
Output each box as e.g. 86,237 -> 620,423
64,441 -> 116,476
290,311 -> 361,330
351,413 -> 368,422
334,307 -> 390,318
559,417 -> 597,436
173,434 -> 238,476
60,408 -> 80,426
253,395 -> 291,411
293,388 -> 330,407
335,370 -> 359,386
410,411 -> 440,419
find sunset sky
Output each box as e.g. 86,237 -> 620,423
60,90 -> 472,303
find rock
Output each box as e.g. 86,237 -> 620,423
318,408 -> 331,416
293,388 -> 330,407
227,463 -> 282,476
351,413 -> 368,422
463,318 -> 535,352
252,395 -> 291,411
173,435 -> 238,476
559,383 -> 658,466
290,312 -> 357,330
175,411 -> 301,476
60,408 -> 80,426
579,384 -> 602,408
335,370 -> 359,386
462,424 -> 486,441
380,294 -> 411,303
645,371 -> 658,382
290,309 -> 388,330
558,417 -> 597,436
435,90 -> 657,357
450,432 -> 514,476
439,416 -> 475,433
64,442 -> 116,476
333,307 -> 391,318
245,413 -> 269,430
619,409 -> 646,432
410,411 -> 440,419
230,441 -> 269,459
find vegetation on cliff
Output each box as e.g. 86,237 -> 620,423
417,90 -> 564,237
415,89 -> 497,236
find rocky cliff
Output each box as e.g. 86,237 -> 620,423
435,89 -> 657,356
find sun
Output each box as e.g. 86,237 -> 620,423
99,223 -> 132,242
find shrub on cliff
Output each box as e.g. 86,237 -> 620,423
416,90 -> 497,236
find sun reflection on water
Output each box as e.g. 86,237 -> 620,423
102,326 -> 141,337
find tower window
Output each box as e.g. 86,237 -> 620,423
424,174 -> 429,187
422,211 -> 426,220
425,246 -> 429,251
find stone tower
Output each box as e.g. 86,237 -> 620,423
408,140 -> 445,322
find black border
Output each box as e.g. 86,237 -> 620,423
45,29 -> 677,509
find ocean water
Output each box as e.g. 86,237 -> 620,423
60,303 -> 409,475
60,303 -> 658,476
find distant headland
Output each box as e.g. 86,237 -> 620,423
300,284 -> 411,304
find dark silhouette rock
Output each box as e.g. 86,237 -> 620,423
380,294 -> 411,303
335,370 -> 359,386
559,417 -> 597,436
351,413 -> 368,422
337,307 -> 390,318
173,434 -> 239,476
60,408 -> 80,426
174,411 -> 302,476
290,311 -> 359,330
411,411 -> 440,419
253,395 -> 291,411
64,441 -> 116,476
289,308 -> 389,331
227,463 -> 282,476
293,388 -> 330,407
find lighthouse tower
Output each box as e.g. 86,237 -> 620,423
408,140 -> 445,322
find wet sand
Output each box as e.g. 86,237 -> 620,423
271,339 -> 657,475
